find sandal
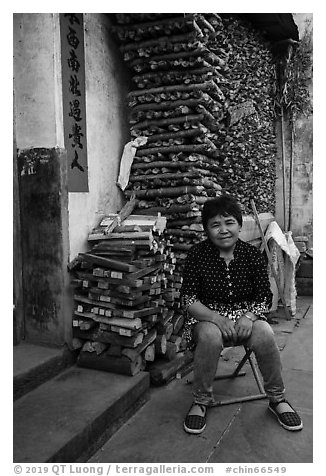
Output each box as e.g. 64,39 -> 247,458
269,399 -> 303,431
184,403 -> 207,434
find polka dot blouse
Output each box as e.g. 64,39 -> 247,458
180,238 -> 273,349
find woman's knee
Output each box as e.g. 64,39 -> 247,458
250,319 -> 276,346
194,321 -> 223,347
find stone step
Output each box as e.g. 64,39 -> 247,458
13,342 -> 78,400
13,365 -> 150,463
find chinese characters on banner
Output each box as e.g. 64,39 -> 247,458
60,13 -> 89,192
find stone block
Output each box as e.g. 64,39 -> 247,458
296,258 -> 313,278
296,277 -> 313,296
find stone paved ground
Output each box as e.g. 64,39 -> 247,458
89,296 -> 313,464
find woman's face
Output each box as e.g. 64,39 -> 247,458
206,213 -> 241,251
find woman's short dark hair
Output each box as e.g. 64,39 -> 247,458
202,195 -> 243,230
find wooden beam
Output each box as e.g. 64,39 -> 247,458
104,196 -> 139,235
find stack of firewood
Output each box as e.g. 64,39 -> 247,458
215,15 -> 277,213
112,13 -> 277,272
112,13 -> 229,298
114,15 -> 225,212
113,13 -> 277,209
70,14 -> 278,382
70,212 -> 192,380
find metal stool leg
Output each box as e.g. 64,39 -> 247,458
247,352 -> 266,395
213,346 -> 267,406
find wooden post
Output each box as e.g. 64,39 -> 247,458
280,107 -> 287,231
288,113 -> 295,231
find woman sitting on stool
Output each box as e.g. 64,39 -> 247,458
181,195 -> 302,434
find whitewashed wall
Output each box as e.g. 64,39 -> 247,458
68,13 -> 130,259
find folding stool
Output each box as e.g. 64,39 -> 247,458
213,345 -> 267,405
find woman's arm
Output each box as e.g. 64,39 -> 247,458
187,301 -> 238,341
247,249 -> 273,316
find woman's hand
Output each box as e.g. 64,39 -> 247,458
187,300 -> 239,342
213,315 -> 238,342
234,315 -> 253,341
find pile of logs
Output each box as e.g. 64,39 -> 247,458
216,15 -> 277,213
113,13 -> 277,215
70,212 -> 192,382
113,13 -> 228,291
112,13 -> 278,313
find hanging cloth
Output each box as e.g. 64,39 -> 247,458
262,221 -> 300,316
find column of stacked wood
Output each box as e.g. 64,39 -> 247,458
113,14 -> 228,326
112,12 -> 278,299
114,15 -> 277,207
71,214 -> 192,381
216,15 -> 277,213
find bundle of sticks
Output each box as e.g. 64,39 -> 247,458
70,213 -> 191,379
